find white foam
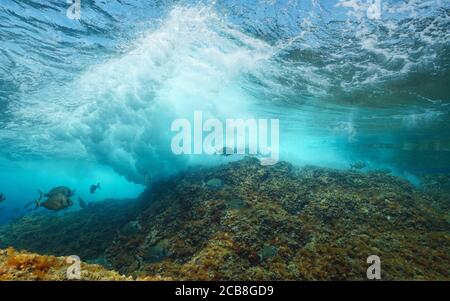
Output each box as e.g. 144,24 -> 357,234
62,6 -> 274,183
1,2 -> 448,185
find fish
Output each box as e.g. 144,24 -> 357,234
374,168 -> 392,174
350,161 -> 367,170
90,183 -> 101,194
78,197 -> 86,209
35,186 -> 75,211
215,146 -> 235,156
0,193 -> 6,203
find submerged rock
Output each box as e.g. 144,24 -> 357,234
1,158 -> 449,280
0,199 -> 138,261
0,247 -> 172,281
226,198 -> 248,210
0,247 -> 131,281
106,158 -> 449,280
86,256 -> 112,269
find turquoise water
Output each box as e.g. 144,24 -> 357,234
0,0 -> 449,223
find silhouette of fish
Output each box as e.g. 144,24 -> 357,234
90,183 -> 101,194
218,147 -> 233,156
350,161 -> 367,170
0,193 -> 6,203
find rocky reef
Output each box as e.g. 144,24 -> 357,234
0,247 -> 131,280
0,198 -> 139,265
0,157 -> 449,280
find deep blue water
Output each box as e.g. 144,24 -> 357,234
0,0 -> 449,223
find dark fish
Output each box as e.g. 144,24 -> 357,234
350,161 -> 367,170
216,146 -> 235,156
374,168 -> 392,174
35,186 -> 74,211
90,183 -> 101,194
43,186 -> 75,198
78,197 -> 86,209
0,193 -> 6,203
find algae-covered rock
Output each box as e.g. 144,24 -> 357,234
105,157 -> 450,280
120,220 -> 142,236
1,158 -> 449,281
0,199 -> 139,262
226,198 -> 248,210
259,245 -> 278,262
0,247 -> 131,281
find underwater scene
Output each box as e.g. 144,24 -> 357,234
0,0 -> 449,281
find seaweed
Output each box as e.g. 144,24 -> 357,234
1,158 -> 449,280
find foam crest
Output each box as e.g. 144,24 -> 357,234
65,6 -> 274,183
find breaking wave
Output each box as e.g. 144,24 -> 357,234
0,0 -> 449,188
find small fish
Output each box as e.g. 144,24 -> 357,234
350,161 -> 367,170
215,146 -> 233,156
90,183 -> 101,194
375,167 -> 392,174
36,186 -> 74,211
78,197 -> 86,209
0,193 -> 6,203
24,200 -> 35,209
